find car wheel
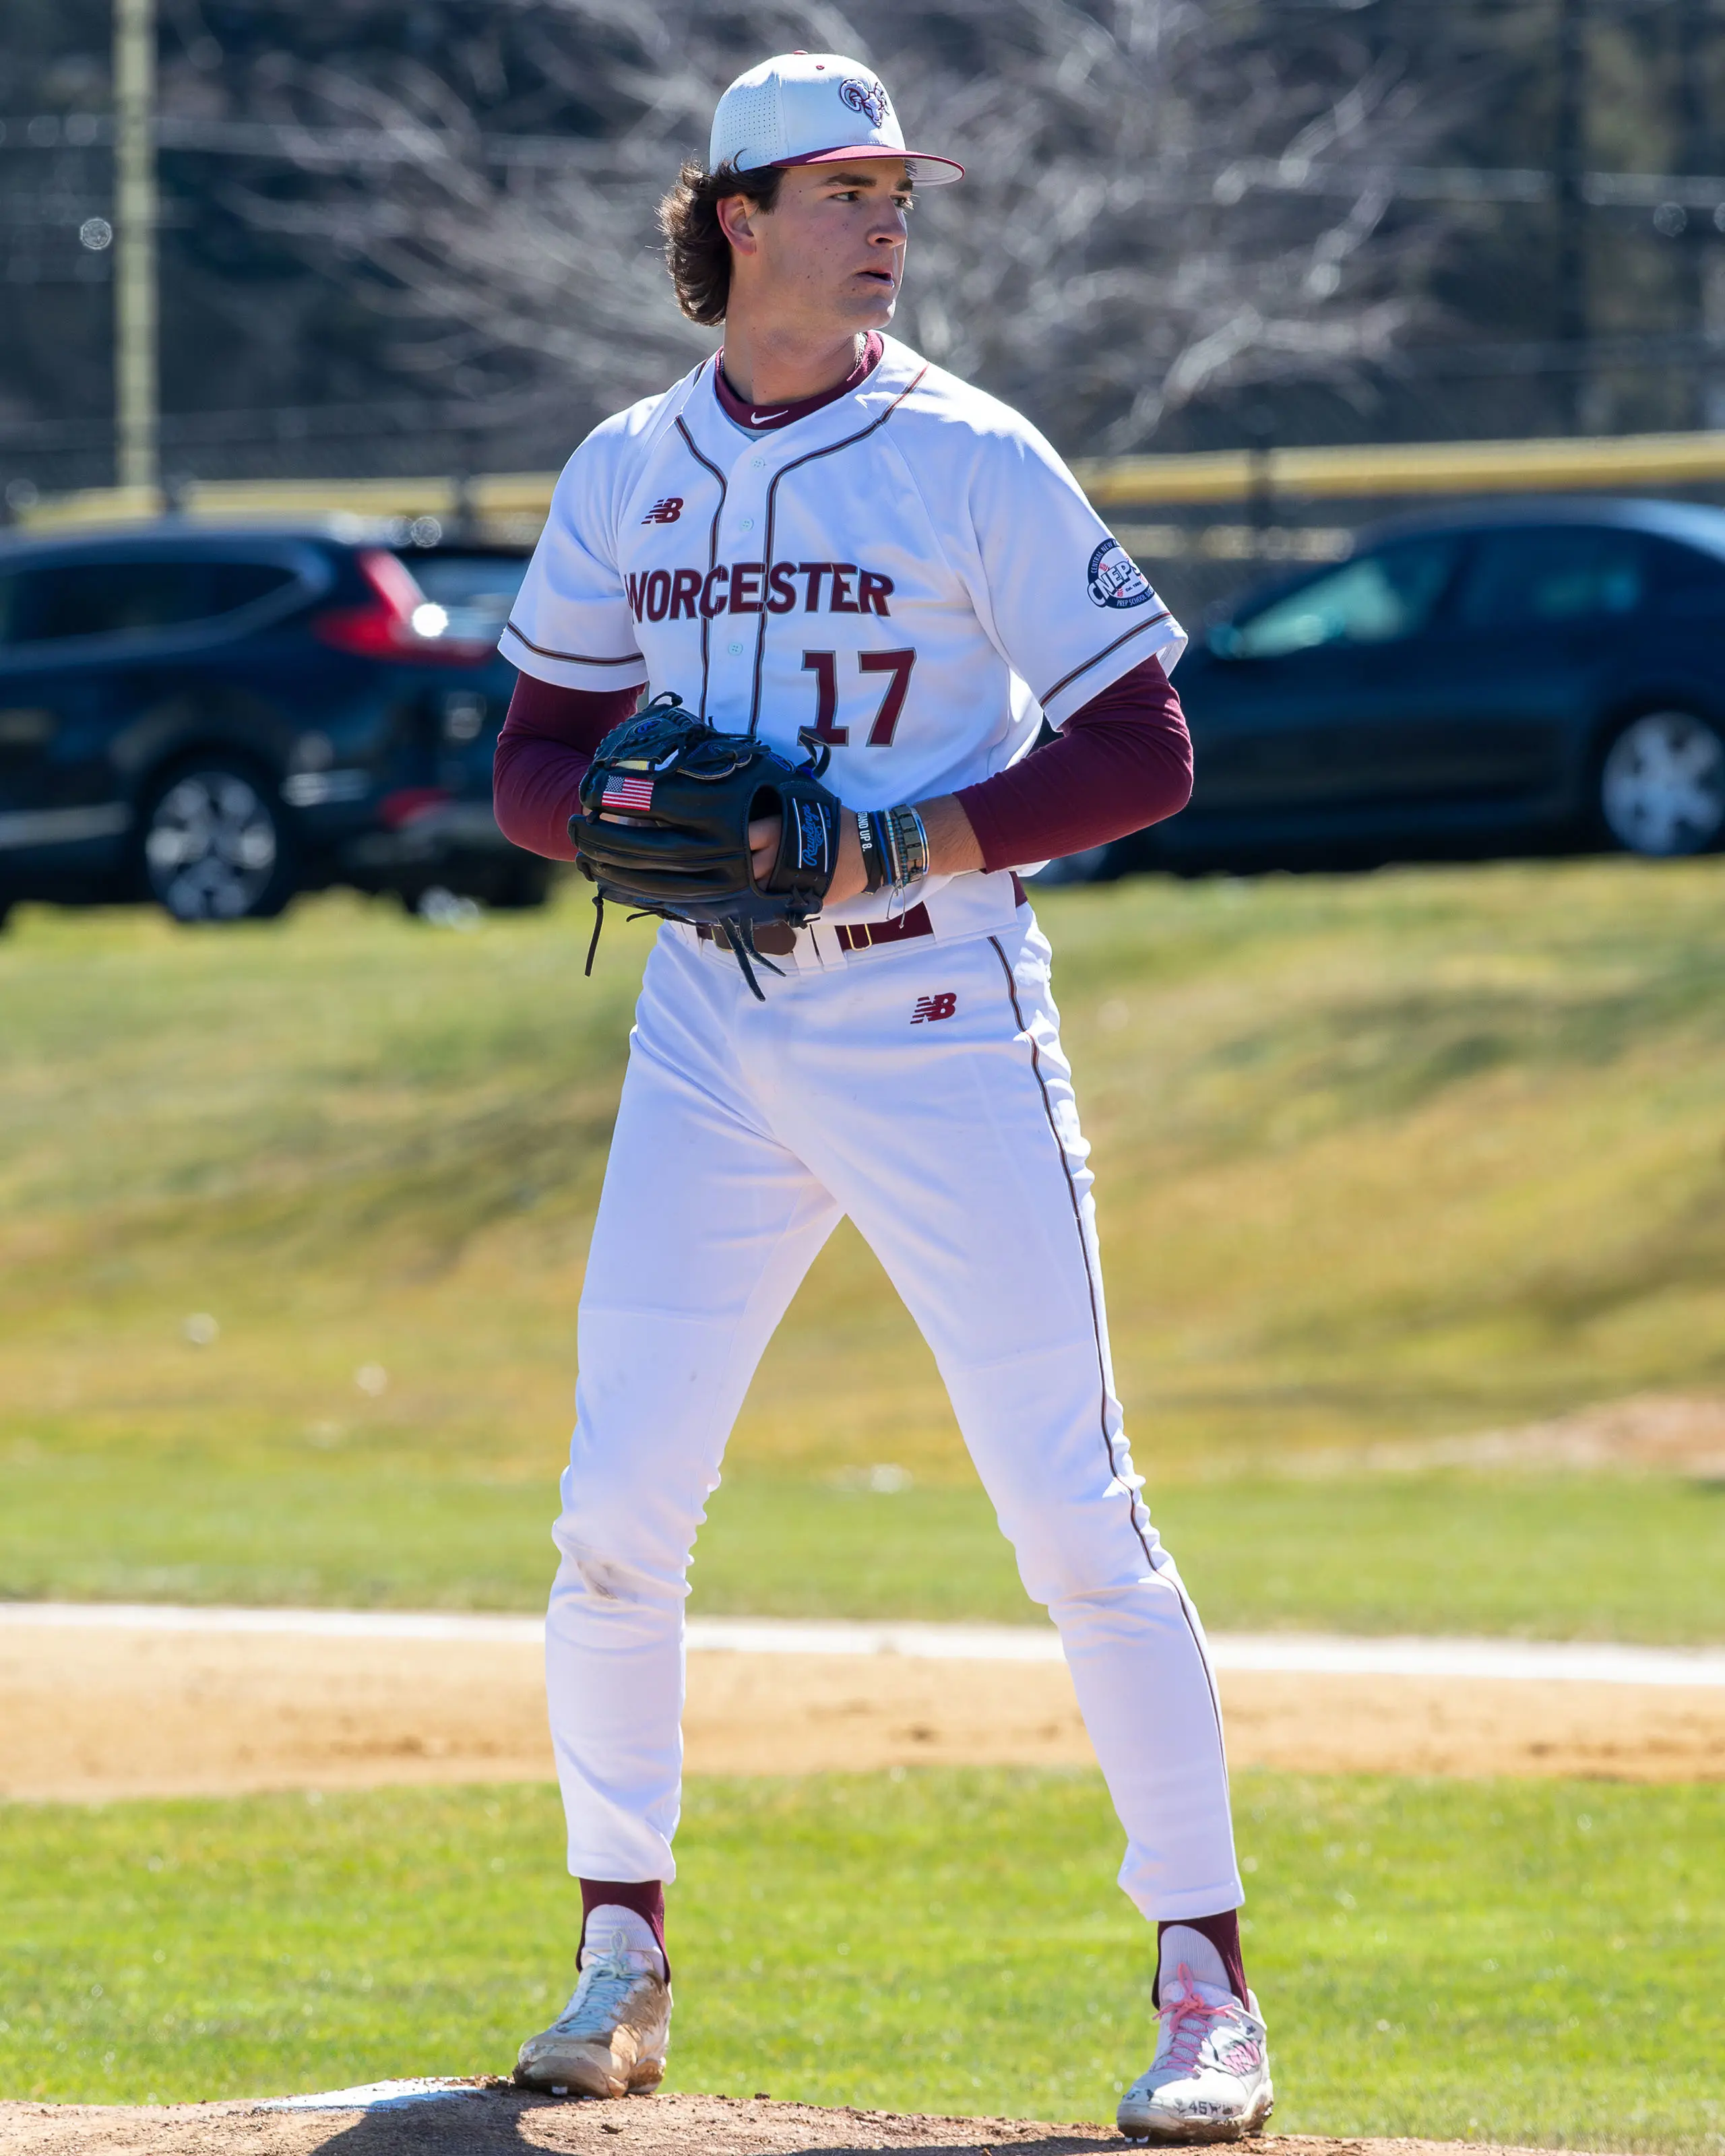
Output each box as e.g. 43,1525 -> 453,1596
1599,710 -> 1725,856
141,761 -> 296,922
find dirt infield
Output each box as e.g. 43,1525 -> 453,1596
5,1622 -> 1724,1802
0,2087 -> 1622,2156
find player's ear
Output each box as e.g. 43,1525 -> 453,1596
716,191 -> 763,255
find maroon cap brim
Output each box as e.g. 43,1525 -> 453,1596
770,143 -> 964,183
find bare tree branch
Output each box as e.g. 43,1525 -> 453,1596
224,0 -> 1460,454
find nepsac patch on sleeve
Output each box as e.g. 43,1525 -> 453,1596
1088,540 -> 1156,609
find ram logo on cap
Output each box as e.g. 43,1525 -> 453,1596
838,76 -> 889,127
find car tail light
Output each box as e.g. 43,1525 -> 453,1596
379,787 -> 454,829
311,550 -> 495,666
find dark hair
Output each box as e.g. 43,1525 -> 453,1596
658,157 -> 784,325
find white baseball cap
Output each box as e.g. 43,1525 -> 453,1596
709,51 -> 963,185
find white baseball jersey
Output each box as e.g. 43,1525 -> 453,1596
502,334 -> 1185,926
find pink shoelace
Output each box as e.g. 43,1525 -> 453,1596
1159,1965 -> 1234,2070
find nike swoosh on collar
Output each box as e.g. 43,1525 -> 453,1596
749,410 -> 789,426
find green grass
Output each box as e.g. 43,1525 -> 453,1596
3,1771 -> 1720,2153
690,1473 -> 1725,1639
5,1452 -> 1724,1642
5,864 -> 1725,1635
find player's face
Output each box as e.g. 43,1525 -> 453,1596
734,161 -> 913,334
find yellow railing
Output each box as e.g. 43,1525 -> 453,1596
18,426 -> 1725,536
18,470 -> 560,537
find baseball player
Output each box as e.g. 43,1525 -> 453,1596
491,50 -> 1273,2142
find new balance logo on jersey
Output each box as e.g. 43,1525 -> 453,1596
641,497 -> 684,525
910,992 -> 958,1024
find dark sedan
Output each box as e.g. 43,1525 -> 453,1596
1088,499 -> 1725,878
0,524 -> 543,924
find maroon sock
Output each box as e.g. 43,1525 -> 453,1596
1153,1910 -> 1248,2010
579,1878 -> 668,1979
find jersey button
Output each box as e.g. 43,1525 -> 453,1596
751,458 -> 765,470
739,515 -> 755,531
728,641 -> 743,655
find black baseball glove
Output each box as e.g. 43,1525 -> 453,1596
569,691 -> 843,998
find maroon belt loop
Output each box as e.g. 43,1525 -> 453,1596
834,903 -> 933,953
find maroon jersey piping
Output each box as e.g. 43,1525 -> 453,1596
747,367 -> 929,734
672,412 -> 728,722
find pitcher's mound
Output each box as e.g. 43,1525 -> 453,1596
0,2086 -> 1608,2156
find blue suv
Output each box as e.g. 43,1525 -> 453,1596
0,524 -> 541,925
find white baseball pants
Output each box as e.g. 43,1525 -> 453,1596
546,906 -> 1243,1923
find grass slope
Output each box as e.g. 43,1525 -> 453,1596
3,865 -> 1725,1632
3,1771 -> 1720,2154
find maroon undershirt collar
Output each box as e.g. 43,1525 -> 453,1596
713,333 -> 883,433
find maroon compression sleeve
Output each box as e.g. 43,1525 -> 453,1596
580,1878 -> 668,1977
492,672 -> 641,861
1155,1910 -> 1249,2010
955,654 -> 1193,873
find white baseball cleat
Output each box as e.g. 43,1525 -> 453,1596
514,1925 -> 671,2099
1117,1963 -> 1274,2143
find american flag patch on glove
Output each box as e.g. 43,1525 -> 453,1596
601,775 -> 654,812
